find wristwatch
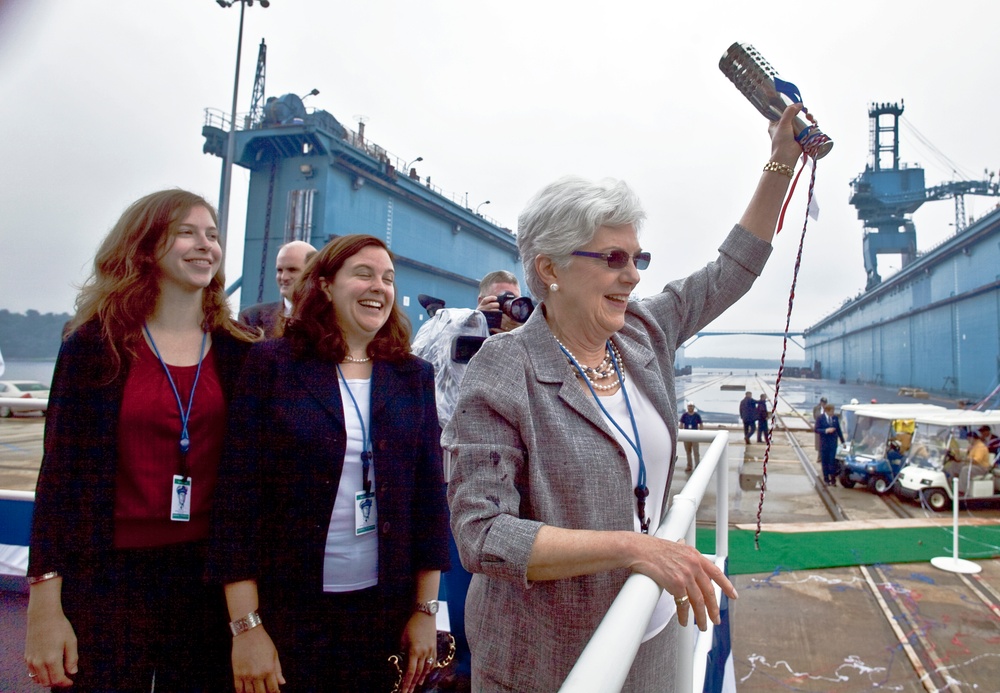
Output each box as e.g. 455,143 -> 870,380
415,599 -> 439,616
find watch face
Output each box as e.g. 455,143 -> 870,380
420,600 -> 439,615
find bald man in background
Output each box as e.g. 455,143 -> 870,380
239,240 -> 316,337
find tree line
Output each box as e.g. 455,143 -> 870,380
0,310 -> 71,359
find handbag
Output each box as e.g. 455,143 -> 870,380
387,631 -> 457,693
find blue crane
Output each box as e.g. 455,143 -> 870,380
849,101 -> 1000,289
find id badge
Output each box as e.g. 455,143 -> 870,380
171,475 -> 191,522
355,490 -> 376,536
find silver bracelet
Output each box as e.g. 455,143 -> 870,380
27,571 -> 60,585
229,610 -> 262,637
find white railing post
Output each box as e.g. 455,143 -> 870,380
559,429 -> 730,692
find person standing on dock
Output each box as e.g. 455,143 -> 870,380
812,396 -> 827,463
755,393 -> 770,442
679,401 -> 704,471
815,402 -> 844,485
740,391 -> 757,444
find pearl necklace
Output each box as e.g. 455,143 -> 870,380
553,336 -> 625,391
343,354 -> 371,363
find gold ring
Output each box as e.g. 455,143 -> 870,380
675,595 -> 690,606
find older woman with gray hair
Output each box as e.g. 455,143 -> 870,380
444,105 -> 804,691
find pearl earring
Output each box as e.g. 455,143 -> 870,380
549,283 -> 559,292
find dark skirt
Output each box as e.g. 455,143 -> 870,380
264,585 -> 402,693
61,540 -> 230,693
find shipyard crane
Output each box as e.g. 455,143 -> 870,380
849,101 -> 1000,289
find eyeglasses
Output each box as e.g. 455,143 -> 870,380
571,250 -> 651,270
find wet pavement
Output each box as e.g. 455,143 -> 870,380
673,371 -> 1000,692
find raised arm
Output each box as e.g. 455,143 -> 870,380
738,103 -> 806,243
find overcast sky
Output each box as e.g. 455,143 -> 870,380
2,0 -> 997,359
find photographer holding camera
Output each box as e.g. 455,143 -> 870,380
410,269 -> 529,691
476,270 -> 525,334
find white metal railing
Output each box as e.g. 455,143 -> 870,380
0,489 -> 34,583
0,397 -> 48,413
559,429 -> 730,693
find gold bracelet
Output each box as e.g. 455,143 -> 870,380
27,571 -> 60,585
763,160 -> 795,179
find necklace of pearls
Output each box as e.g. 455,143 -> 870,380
553,336 -> 625,391
343,354 -> 371,363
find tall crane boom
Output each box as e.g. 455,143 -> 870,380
248,39 -> 266,129
849,101 -> 1000,290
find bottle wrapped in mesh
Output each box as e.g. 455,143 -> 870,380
719,42 -> 833,159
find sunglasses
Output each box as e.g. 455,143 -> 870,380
571,249 -> 651,270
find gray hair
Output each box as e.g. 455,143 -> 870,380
478,270 -> 519,297
517,176 -> 646,298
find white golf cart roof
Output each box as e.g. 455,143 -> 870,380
905,409 -> 1000,428
840,403 -> 947,421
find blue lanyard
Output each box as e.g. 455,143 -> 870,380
558,340 -> 650,533
142,324 -> 207,479
336,364 -> 373,494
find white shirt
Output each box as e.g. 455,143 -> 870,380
595,380 -> 676,641
323,377 -> 378,592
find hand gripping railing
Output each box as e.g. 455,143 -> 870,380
559,429 -> 730,693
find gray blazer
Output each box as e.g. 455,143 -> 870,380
443,224 -> 771,691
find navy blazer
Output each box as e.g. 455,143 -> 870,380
815,413 -> 845,455
207,339 -> 449,624
28,322 -> 252,579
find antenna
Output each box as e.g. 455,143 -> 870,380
353,114 -> 369,144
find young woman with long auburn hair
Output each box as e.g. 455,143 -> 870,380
24,189 -> 257,691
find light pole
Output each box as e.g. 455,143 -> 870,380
476,200 -> 491,215
215,0 -> 269,253
405,156 -> 423,171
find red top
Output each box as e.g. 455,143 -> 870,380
114,340 -> 225,548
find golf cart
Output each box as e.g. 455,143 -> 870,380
895,410 -> 1000,510
837,404 -> 945,494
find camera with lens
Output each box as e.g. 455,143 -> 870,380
483,291 -> 535,331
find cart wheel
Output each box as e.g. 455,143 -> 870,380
869,476 -> 890,495
839,472 -> 855,489
922,488 -> 949,511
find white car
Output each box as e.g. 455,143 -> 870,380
0,380 -> 50,417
